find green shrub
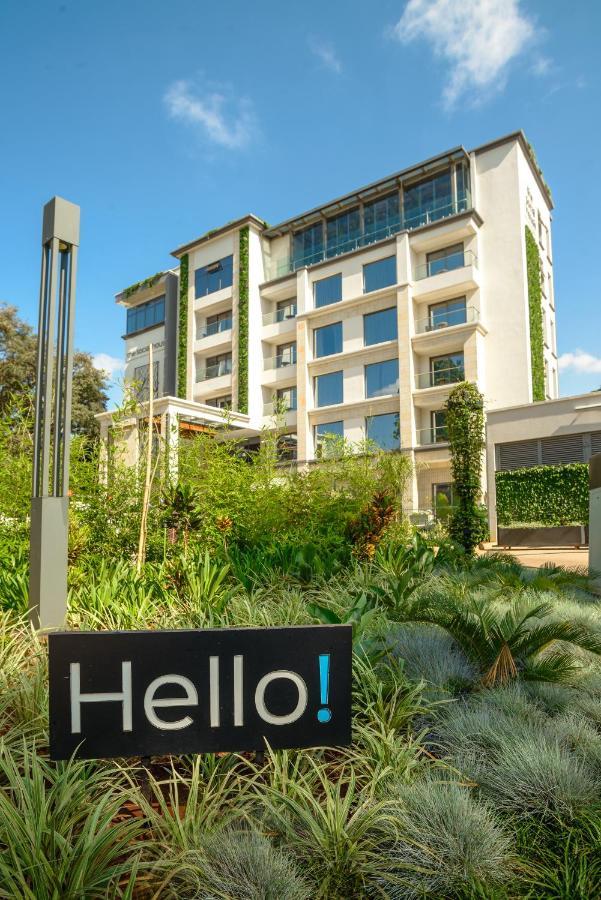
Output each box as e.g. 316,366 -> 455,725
496,462 -> 589,527
525,225 -> 545,401
445,382 -> 487,553
380,779 -> 513,898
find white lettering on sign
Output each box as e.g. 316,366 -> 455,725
234,655 -> 244,726
143,675 -> 198,730
255,670 -> 308,725
70,661 -> 132,733
209,656 -> 219,727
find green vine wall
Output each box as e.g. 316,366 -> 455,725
237,227 -> 249,414
177,254 -> 189,399
525,226 -> 545,402
496,463 -> 589,526
446,381 -> 488,553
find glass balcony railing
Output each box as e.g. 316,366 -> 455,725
196,361 -> 232,381
198,317 -> 232,339
264,353 -> 297,371
414,306 -> 478,334
263,400 -> 298,415
415,365 -> 465,390
415,249 -> 477,281
262,304 -> 297,325
266,191 -> 471,281
416,425 -> 450,445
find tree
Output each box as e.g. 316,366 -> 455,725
446,381 -> 487,553
0,303 -> 108,439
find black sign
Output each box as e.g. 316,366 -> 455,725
48,625 -> 352,760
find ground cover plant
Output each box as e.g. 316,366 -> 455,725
1,418 -> 601,896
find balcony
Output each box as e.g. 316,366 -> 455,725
198,318 -> 232,339
264,353 -> 297,371
263,304 -> 297,326
265,191 -> 471,281
415,249 -> 477,281
416,425 -> 449,446
196,361 -> 232,382
415,364 -> 464,390
263,400 -> 298,415
415,305 -> 478,334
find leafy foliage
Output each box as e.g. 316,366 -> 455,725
496,462 -> 589,527
177,253 -> 189,398
525,225 -> 545,401
237,225 -> 249,413
445,381 -> 488,553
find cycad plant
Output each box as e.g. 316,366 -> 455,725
405,594 -> 601,687
160,481 -> 203,552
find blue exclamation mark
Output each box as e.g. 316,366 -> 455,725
317,654 -> 331,723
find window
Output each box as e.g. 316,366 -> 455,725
314,273 -> 342,308
133,361 -> 160,400
426,243 -> 464,277
431,410 -> 448,442
293,222 -> 323,269
126,296 -> 165,335
432,483 -> 455,518
315,371 -> 343,407
276,298 -> 297,321
364,307 -> 397,346
206,395 -> 232,409
364,193 -> 400,242
277,433 -> 298,462
430,352 -> 464,386
202,309 -> 232,337
202,353 -> 232,379
428,297 -> 467,330
276,386 -> 297,411
276,342 -> 297,367
195,255 -> 233,297
366,412 -> 400,450
365,359 -> 399,398
314,420 -> 344,452
363,256 -> 396,293
314,321 -> 342,358
403,170 -> 453,228
455,161 -> 470,205
326,208 -> 361,257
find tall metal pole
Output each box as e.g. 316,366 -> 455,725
29,197 -> 80,630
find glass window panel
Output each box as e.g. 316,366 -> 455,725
428,297 -> 467,329
126,295 -> 166,335
366,412 -> 400,450
363,256 -> 396,293
314,273 -> 342,308
276,386 -> 297,411
293,222 -> 324,268
276,342 -> 297,367
363,307 -> 397,346
315,371 -> 343,407
314,322 -> 343,358
326,207 -> 361,257
365,359 -> 399,398
431,410 -> 449,441
364,193 -> 400,242
432,482 -> 455,516
194,255 -> 233,297
426,243 -> 464,277
133,361 -> 160,400
277,433 -> 298,461
276,298 -> 297,321
430,352 -> 464,385
315,420 -> 344,451
403,170 -> 453,228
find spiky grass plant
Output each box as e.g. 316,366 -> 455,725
378,778 -> 513,899
389,623 -> 476,695
0,748 -> 147,899
154,827 -> 312,900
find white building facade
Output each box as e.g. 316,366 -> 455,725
98,130 -> 557,514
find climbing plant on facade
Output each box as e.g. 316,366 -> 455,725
177,254 -> 189,399
237,227 -> 249,414
525,226 -> 545,402
446,381 -> 487,553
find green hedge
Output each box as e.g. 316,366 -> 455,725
177,254 -> 189,398
237,227 -> 249,414
525,226 -> 545,402
496,463 -> 589,526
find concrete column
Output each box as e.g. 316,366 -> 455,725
590,454 -> 601,581
396,233 -> 417,511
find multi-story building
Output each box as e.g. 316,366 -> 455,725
98,130 -> 557,514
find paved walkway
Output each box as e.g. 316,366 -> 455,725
482,546 -> 590,569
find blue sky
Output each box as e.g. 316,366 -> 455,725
1,0 -> 600,402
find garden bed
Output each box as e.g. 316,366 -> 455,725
497,524 -> 588,548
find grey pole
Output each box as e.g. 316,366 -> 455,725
29,197 -> 80,630
590,454 -> 601,588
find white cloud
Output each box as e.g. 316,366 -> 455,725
392,0 -> 535,107
164,80 -> 257,149
531,55 -> 552,77
93,353 -> 125,380
309,37 -> 343,74
558,350 -> 601,375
